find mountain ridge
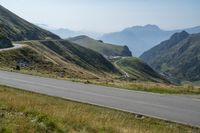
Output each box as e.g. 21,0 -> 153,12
140,31 -> 200,83
0,5 -> 60,41
101,24 -> 200,56
68,35 -> 132,57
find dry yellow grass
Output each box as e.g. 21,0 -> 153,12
92,80 -> 200,94
0,85 -> 199,133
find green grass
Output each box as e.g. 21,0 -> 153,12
93,80 -> 200,94
113,57 -> 168,83
0,85 -> 199,133
0,41 -> 118,80
1,43 -> 200,95
68,35 -> 132,57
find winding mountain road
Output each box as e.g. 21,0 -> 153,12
114,58 -> 130,78
0,44 -> 23,51
0,70 -> 200,127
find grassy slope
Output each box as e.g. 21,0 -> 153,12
0,85 -> 199,133
113,57 -> 168,83
68,36 -> 132,57
0,46 -> 69,78
37,40 -> 118,73
0,39 -> 119,80
1,45 -> 200,94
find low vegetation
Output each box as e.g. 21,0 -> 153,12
0,85 -> 199,133
68,35 -> 132,57
113,57 -> 168,83
95,80 -> 200,94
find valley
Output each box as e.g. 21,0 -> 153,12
0,3 -> 200,133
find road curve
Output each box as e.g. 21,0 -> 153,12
0,70 -> 200,127
114,58 -> 130,78
0,44 -> 23,51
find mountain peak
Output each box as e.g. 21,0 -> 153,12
170,31 -> 189,42
144,24 -> 160,29
124,24 -> 161,32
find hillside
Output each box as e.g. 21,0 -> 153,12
0,5 -> 60,41
140,31 -> 200,82
114,57 -> 168,83
101,25 -> 200,56
2,39 -> 119,79
0,34 -> 13,48
68,35 -> 132,57
0,5 -> 167,83
31,40 -> 118,73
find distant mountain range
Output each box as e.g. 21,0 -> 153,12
0,5 -> 167,82
36,24 -> 102,39
140,31 -> 200,83
68,35 -> 132,57
101,24 -> 200,56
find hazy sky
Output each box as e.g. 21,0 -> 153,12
0,0 -> 200,32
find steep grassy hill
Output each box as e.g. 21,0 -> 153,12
29,40 -> 118,73
0,39 -> 118,79
0,34 -> 13,48
0,46 -> 65,76
0,5 -> 60,41
140,31 -> 200,82
0,5 -> 168,84
68,35 -> 132,57
114,57 -> 168,83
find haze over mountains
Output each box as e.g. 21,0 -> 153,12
36,24 -> 102,39
140,31 -> 200,83
0,5 -> 168,83
101,25 -> 200,56
37,23 -> 200,57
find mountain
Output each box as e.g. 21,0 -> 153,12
184,26 -> 200,34
0,5 -> 60,41
0,5 -> 167,83
114,57 -> 168,83
101,24 -> 200,56
0,39 -> 119,79
0,34 -> 13,48
140,31 -> 200,83
36,24 -> 102,39
68,35 -> 132,57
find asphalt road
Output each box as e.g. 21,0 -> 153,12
0,70 -> 200,127
0,44 -> 23,51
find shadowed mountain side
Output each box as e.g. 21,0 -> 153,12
140,31 -> 200,83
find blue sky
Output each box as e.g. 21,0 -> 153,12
0,0 -> 200,32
